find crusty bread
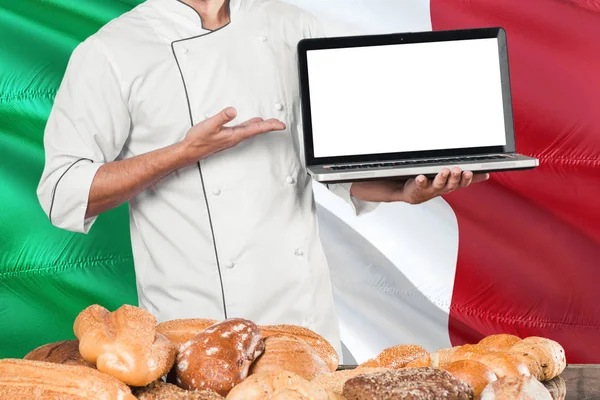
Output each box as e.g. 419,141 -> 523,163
261,325 -> 339,372
430,346 -> 459,368
175,318 -> 264,396
509,337 -> 566,381
406,352 -> 432,368
312,367 -> 389,395
357,344 -> 429,370
0,359 -> 135,400
270,381 -> 333,400
157,318 -> 218,348
24,340 -> 93,368
73,304 -> 177,387
250,334 -> 330,381
442,360 -> 498,399
226,370 -> 308,400
469,351 -> 530,379
478,334 -> 521,352
480,375 -> 552,400
450,344 -> 488,363
134,381 -> 224,399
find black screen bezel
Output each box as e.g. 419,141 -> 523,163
297,27 -> 516,166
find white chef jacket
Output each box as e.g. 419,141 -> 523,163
37,0 -> 378,358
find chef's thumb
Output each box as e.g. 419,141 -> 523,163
209,107 -> 237,128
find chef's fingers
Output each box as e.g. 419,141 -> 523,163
206,107 -> 238,130
238,117 -> 264,127
471,173 -> 490,183
432,169 -> 450,191
230,118 -> 286,140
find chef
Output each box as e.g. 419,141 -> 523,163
37,0 -> 487,358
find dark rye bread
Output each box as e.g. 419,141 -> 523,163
343,367 -> 474,400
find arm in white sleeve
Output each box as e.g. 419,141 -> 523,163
302,11 -> 380,216
37,36 -> 130,234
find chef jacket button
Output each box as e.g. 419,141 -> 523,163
212,189 -> 221,196
285,176 -> 295,185
258,35 -> 268,42
294,248 -> 304,257
274,103 -> 284,111
225,261 -> 235,269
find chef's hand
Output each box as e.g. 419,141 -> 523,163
349,167 -> 489,205
181,107 -> 286,161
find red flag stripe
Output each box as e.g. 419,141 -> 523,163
430,0 -> 600,363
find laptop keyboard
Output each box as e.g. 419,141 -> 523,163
327,155 -> 508,170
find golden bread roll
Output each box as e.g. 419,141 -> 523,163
157,318 -> 218,348
480,375 -> 552,400
0,359 -> 135,400
312,367 -> 389,395
430,346 -> 459,368
261,324 -> 339,372
442,360 -> 498,399
73,304 -> 177,387
470,351 -> 530,379
270,381 -> 333,400
543,375 -> 566,400
405,352 -> 431,368
175,318 -> 264,396
356,358 -> 380,368
226,370 -> 308,400
376,344 -> 429,369
134,381 -> 224,399
478,334 -> 521,352
509,337 -> 566,381
24,340 -> 93,368
250,334 -> 330,381
450,344 -> 488,362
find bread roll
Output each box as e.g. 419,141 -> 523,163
157,318 -> 218,348
542,376 -> 566,400
261,324 -> 339,372
175,318 -> 264,396
134,381 -> 224,399
509,337 -> 566,381
73,304 -> 177,387
451,344 -> 488,362
270,381 -> 332,400
442,360 -> 498,399
312,367 -> 389,395
406,352 -> 431,368
0,359 -> 135,400
478,334 -> 521,352
226,370 -> 308,400
470,351 -> 530,379
480,375 -> 552,400
250,334 -> 330,381
357,344 -> 429,370
24,340 -> 93,368
430,346 -> 459,368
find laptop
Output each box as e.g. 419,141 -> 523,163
297,27 -> 538,183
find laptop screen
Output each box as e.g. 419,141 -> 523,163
305,37 -> 508,159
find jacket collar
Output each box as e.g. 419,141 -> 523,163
149,0 -> 244,28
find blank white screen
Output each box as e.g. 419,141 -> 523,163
306,38 -> 507,158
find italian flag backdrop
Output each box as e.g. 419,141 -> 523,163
1,0 -> 599,363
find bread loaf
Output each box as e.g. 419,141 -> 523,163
451,344 -> 488,363
261,324 -> 339,372
0,359 -> 135,400
270,381 -> 334,400
442,360 -> 497,399
73,304 -> 177,387
312,367 -> 389,395
24,340 -> 93,368
134,381 -> 224,399
509,337 -> 566,381
226,370 -> 307,400
480,375 -> 552,400
343,367 -> 474,400
250,334 -> 330,381
157,318 -> 218,348
478,334 -> 521,352
406,352 -> 432,368
175,318 -> 264,396
470,351 -> 530,379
